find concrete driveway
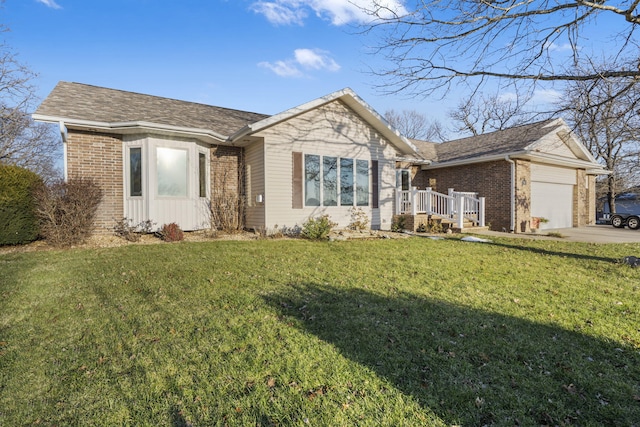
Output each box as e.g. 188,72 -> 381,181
474,224 -> 640,244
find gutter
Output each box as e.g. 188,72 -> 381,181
505,155 -> 516,232
32,114 -> 229,144
59,121 -> 68,181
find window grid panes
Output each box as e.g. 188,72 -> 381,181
304,155 -> 369,207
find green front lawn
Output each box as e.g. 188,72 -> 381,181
1,237 -> 639,426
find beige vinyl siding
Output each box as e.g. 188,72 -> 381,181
534,133 -> 576,158
244,139 -> 266,229
123,135 -> 148,226
256,100 -> 400,230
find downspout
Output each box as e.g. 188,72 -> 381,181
505,155 -> 515,232
59,121 -> 68,182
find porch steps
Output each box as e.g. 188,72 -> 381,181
429,215 -> 489,233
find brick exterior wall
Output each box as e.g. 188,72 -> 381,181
574,170 -> 596,227
66,130 -> 123,234
514,160 -> 531,233
210,145 -> 244,228
418,160 -> 513,232
413,160 -> 596,233
66,130 -> 246,235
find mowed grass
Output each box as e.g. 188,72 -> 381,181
1,236 -> 639,426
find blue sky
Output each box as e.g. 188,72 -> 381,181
5,0 -> 625,136
6,0 -> 453,123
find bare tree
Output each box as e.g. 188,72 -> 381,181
448,91 -> 541,136
384,108 -> 447,141
361,1 -> 640,103
559,77 -> 640,214
0,26 -> 60,180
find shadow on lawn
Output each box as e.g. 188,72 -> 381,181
485,240 -> 621,264
266,283 -> 640,426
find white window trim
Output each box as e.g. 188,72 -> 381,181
303,152 -> 370,208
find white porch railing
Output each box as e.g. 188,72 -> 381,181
395,187 -> 486,229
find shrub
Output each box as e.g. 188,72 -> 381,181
301,215 -> 336,240
0,165 -> 42,245
34,178 -> 103,247
113,218 -> 155,242
348,207 -> 370,231
391,215 -> 406,232
158,222 -> 184,242
210,167 -> 244,233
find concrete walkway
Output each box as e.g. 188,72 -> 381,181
472,224 -> 640,244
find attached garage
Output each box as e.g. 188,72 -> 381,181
530,163 -> 576,230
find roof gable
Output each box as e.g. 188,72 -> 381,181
413,118 -> 598,166
230,88 -> 417,155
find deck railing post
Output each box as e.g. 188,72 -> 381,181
425,187 -> 432,215
479,197 -> 485,227
457,195 -> 465,229
411,186 -> 417,216
448,188 -> 455,216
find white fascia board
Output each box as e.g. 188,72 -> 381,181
396,156 -> 432,165
228,88 -> 419,156
422,150 -> 608,172
32,114 -> 228,144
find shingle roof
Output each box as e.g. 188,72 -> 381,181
411,119 -> 562,163
35,82 -> 270,136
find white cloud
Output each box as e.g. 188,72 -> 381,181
36,0 -> 62,9
251,1 -> 307,25
294,48 -> 340,71
258,60 -> 304,77
259,48 -> 341,77
251,0 -> 407,26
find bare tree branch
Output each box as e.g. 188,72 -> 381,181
361,0 -> 640,102
0,16 -> 61,181
384,108 -> 447,141
559,77 -> 640,212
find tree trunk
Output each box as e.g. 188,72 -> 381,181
607,173 -> 617,213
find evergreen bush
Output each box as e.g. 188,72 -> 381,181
0,165 -> 42,245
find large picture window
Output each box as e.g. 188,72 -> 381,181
157,147 -> 188,197
302,154 -> 370,207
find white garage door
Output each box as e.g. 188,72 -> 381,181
530,164 -> 576,230
531,182 -> 573,229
